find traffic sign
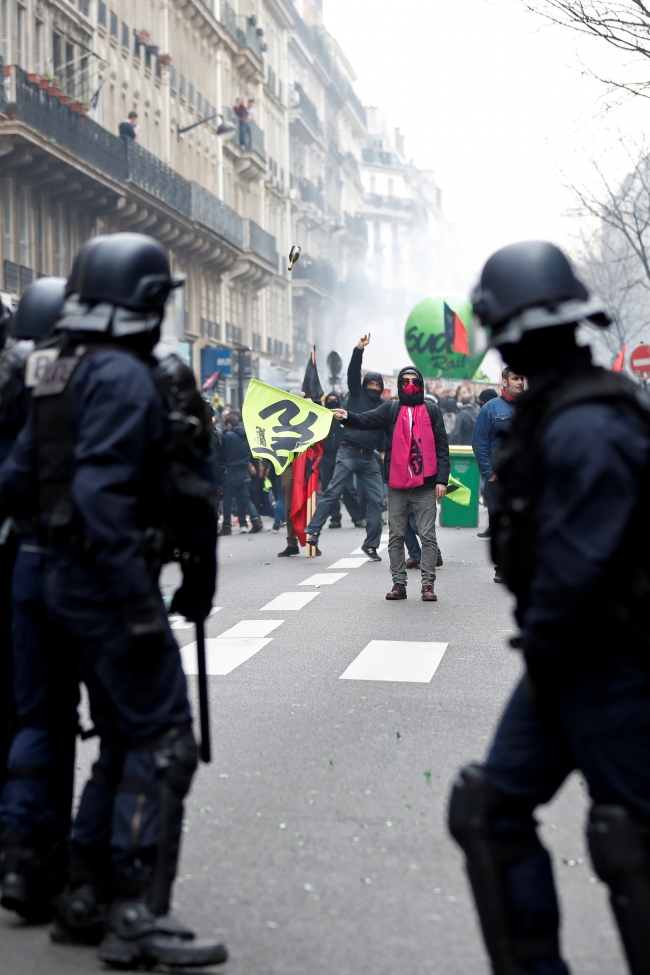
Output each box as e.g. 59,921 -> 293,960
630,344 -> 650,379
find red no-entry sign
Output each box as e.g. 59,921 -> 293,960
630,345 -> 650,379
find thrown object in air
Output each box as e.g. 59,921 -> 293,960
288,245 -> 301,271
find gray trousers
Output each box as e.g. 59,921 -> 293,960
387,485 -> 439,586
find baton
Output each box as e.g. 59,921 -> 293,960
195,616 -> 211,763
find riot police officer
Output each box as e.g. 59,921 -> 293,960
448,241 -> 650,975
0,277 -> 77,922
0,233 -> 226,968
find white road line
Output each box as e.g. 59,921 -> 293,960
170,606 -> 222,630
181,638 -> 272,676
349,543 -> 388,556
260,591 -> 321,611
299,573 -> 347,586
339,640 -> 449,683
218,620 -> 284,638
328,557 -> 372,569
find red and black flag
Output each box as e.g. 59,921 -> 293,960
291,442 -> 324,548
443,302 -> 470,356
302,346 -> 324,402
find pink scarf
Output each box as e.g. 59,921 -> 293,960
389,404 -> 437,489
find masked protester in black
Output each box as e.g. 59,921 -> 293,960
320,393 -> 363,529
0,234 -> 226,969
304,334 -> 386,559
448,241 -> 650,975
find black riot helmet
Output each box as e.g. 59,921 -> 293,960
471,241 -> 610,348
10,277 -> 66,340
78,233 -> 182,312
65,235 -> 108,297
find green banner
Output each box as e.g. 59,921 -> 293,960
242,379 -> 333,475
445,474 -> 471,506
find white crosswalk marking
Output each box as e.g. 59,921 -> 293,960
169,606 -> 222,631
181,638 -> 272,676
218,620 -> 284,638
328,557 -> 371,569
260,591 -> 321,610
299,573 -> 347,586
339,640 -> 449,683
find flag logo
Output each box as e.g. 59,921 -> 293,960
444,302 -> 470,356
242,379 -> 333,474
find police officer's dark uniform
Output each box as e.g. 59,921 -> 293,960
0,278 -> 79,922
448,241 -> 650,975
0,234 -> 226,968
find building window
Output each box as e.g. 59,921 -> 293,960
17,5 -> 26,68
1,0 -> 12,63
122,21 -> 129,47
54,204 -> 64,276
98,1 -> 107,26
52,31 -> 63,81
197,92 -> 202,115
134,31 -> 140,58
65,42 -> 74,96
170,65 -> 177,90
18,185 -> 29,268
79,0 -> 90,16
110,10 -> 118,37
3,179 -> 14,262
180,74 -> 186,99
374,221 -> 381,254
189,83 -> 194,108
35,19 -> 44,71
36,197 -> 46,275
80,56 -> 88,99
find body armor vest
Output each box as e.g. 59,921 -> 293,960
492,362 -> 650,637
31,343 -> 213,560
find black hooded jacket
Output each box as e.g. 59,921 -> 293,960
342,346 -> 387,453
342,365 -> 450,485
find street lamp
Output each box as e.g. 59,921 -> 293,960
177,112 -> 237,141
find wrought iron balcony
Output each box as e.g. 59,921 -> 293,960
292,253 -> 336,292
220,2 -> 263,61
126,141 -> 192,217
191,183 -> 244,249
297,177 -> 324,210
248,220 -> 278,268
292,83 -> 321,134
12,67 -> 126,181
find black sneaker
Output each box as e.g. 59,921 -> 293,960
250,519 -> 265,533
361,545 -> 382,562
494,567 -> 504,583
477,527 -> 491,538
277,545 -> 300,557
328,520 -> 342,529
218,526 -> 232,537
306,533 -> 320,547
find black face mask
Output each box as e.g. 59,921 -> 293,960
325,397 -> 340,410
365,387 -> 382,403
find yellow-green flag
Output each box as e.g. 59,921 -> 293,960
242,379 -> 333,475
446,475 -> 471,506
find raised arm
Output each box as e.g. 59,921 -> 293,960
347,333 -> 371,395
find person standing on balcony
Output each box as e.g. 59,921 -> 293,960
118,111 -> 138,141
233,98 -> 247,149
245,99 -> 255,149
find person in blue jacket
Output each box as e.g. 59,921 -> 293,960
472,366 -> 524,579
449,240 -> 650,975
220,410 -> 263,535
0,234 -> 226,969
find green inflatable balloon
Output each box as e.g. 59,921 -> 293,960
404,295 -> 485,379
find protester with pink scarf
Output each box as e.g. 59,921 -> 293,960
333,366 -> 450,601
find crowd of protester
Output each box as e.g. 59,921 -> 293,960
212,339 -> 513,602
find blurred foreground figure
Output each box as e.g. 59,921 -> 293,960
0,234 -> 226,968
449,241 -> 650,975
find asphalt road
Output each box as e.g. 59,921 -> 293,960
0,509 -> 626,974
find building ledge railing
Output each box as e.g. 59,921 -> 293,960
5,67 -> 274,258
248,220 -> 278,268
